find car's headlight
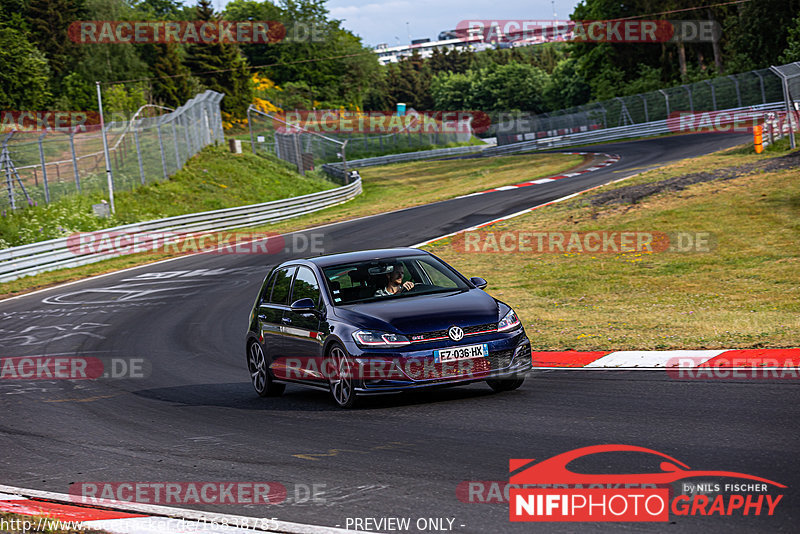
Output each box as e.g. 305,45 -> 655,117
353,330 -> 411,347
497,309 -> 521,332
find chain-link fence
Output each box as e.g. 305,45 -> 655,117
492,67 -> 786,144
769,62 -> 800,149
1,91 -> 224,212
246,106 -> 473,176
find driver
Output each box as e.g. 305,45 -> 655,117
374,261 -> 414,297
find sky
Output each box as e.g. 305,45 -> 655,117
208,0 -> 584,47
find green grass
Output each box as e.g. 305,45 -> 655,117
0,151 -> 581,297
0,510 -> 109,533
0,145 -> 335,248
425,144 -> 800,350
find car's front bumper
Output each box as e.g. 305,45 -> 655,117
344,329 -> 532,395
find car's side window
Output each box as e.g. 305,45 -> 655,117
269,267 -> 296,305
259,271 -> 277,304
291,267 -> 321,307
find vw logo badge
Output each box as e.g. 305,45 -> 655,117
448,326 -> 464,341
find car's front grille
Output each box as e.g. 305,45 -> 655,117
410,322 -> 497,342
401,349 -> 514,381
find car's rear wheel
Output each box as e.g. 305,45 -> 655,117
328,343 -> 357,408
486,375 -> 525,392
248,341 -> 285,397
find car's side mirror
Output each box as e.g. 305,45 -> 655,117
290,298 -> 320,316
470,277 -> 488,289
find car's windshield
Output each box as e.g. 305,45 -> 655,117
322,255 -> 470,305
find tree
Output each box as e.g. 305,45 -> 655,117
26,0 -> 85,81
0,27 -> 51,109
150,43 -> 196,107
779,12 -> 800,64
186,0 -> 253,116
543,57 -> 590,110
470,62 -> 548,113
431,71 -> 475,110
725,0 -> 800,71
54,72 -> 95,110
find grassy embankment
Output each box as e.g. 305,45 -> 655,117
425,139 -> 800,350
0,150 -> 583,297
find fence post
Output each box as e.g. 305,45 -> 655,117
69,130 -> 81,193
248,106 -> 256,155
157,123 -> 168,180
754,70 -> 767,104
293,134 -> 304,176
171,120 -> 181,169
2,137 -> 15,210
134,126 -> 145,185
704,80 -> 717,110
37,133 -> 50,204
182,112 -> 192,160
639,95 -> 649,122
658,89 -> 670,117
682,85 -> 694,112
780,77 -> 796,149
728,75 -> 742,107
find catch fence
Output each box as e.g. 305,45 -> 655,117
2,91 -> 224,212
246,106 -> 473,177
492,67 -> 786,144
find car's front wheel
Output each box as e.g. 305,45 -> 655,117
327,343 -> 357,408
248,341 -> 285,397
486,375 -> 525,392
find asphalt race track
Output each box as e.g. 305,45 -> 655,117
1,133 -> 797,533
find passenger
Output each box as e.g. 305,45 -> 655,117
374,262 -> 414,296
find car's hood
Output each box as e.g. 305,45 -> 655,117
333,289 -> 502,334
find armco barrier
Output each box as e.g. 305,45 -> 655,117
0,178 -> 361,283
482,102 -> 785,156
322,145 -> 487,179
321,102 -> 784,177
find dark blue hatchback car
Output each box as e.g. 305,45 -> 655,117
245,248 -> 531,407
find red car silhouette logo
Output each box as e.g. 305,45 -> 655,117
510,444 -> 785,487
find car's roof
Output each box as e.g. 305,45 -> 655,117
297,248 -> 429,268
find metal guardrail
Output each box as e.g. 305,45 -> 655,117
321,102 -> 783,175
0,178 -> 362,283
482,102 -> 786,156
321,144 -> 487,179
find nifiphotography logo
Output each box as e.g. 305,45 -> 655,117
509,445 -> 785,522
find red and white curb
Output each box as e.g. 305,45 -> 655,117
530,348 -> 800,370
456,152 -> 620,198
0,485 -> 358,534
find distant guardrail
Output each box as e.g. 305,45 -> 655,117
485,102 -> 786,155
321,102 -> 784,178
321,145 -> 487,180
0,178 -> 361,283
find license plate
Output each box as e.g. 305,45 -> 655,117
434,343 -> 488,363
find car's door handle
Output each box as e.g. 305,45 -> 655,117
281,317 -> 292,324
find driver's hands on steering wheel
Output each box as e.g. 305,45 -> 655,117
401,281 -> 415,292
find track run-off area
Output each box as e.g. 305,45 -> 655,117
1,133 -> 798,533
